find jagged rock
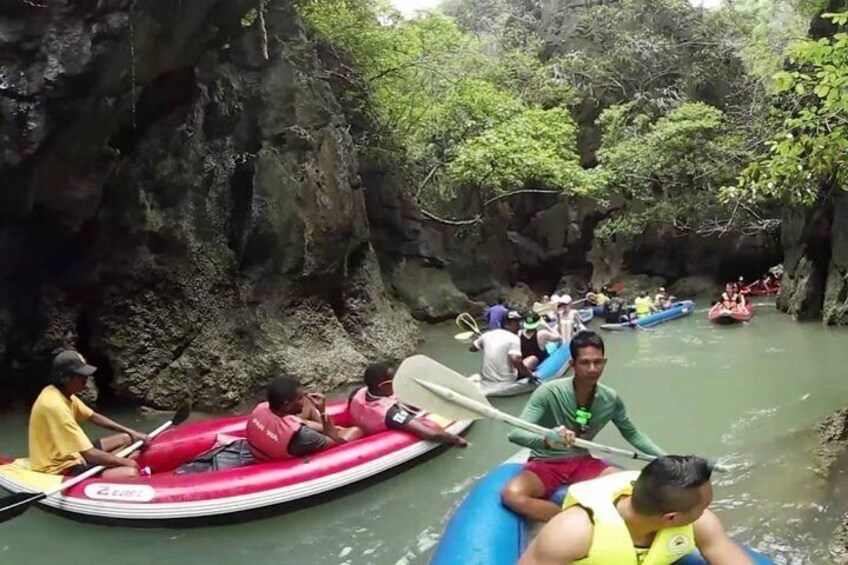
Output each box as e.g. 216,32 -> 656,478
831,515 -> 848,564
390,259 -> 483,322
777,206 -> 829,320
815,408 -> 848,478
824,192 -> 848,325
669,276 -> 723,300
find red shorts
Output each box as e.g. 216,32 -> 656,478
524,456 -> 610,498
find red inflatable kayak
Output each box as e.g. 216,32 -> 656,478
740,280 -> 780,296
708,303 -> 754,324
0,401 -> 470,524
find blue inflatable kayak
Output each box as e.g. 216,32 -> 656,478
430,453 -> 774,565
600,300 -> 694,331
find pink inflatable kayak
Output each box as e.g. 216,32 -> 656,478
0,401 -> 470,524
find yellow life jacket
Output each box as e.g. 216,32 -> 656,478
563,471 -> 696,565
634,297 -> 652,317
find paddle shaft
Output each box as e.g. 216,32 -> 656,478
414,379 -> 656,463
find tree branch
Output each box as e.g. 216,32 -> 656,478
420,189 -> 563,226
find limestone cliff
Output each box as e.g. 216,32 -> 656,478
0,0 -> 417,409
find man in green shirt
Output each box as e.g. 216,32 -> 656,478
501,330 -> 666,522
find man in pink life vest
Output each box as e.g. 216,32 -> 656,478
246,376 -> 363,461
348,363 -> 468,447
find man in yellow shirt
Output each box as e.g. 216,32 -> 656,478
29,350 -> 149,478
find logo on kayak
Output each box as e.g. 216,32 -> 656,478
84,483 -> 155,502
667,533 -> 691,553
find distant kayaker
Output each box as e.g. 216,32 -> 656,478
469,310 -> 539,389
348,363 -> 467,446
28,350 -> 149,478
718,283 -> 746,313
553,294 -> 585,343
603,291 -> 627,324
634,291 -> 655,318
520,455 -> 754,565
501,331 -> 666,522
520,312 -> 563,370
653,287 -> 674,311
484,296 -> 510,330
246,376 -> 363,462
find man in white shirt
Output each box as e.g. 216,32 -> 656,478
469,311 -> 538,394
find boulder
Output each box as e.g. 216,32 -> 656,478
669,276 -> 722,300
503,282 -> 538,312
391,260 -> 483,322
608,274 -> 666,301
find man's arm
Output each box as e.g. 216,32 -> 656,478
402,419 -> 467,446
694,510 -> 754,565
470,335 -> 484,353
519,507 -> 592,565
507,387 -> 549,450
90,413 -> 149,443
509,353 -> 534,378
611,396 -> 666,457
80,447 -> 139,469
540,329 -> 563,344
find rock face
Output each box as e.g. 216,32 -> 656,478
824,192 -> 848,324
390,259 -> 483,322
0,0 -> 418,409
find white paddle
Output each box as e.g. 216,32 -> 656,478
393,355 -> 658,464
454,330 -> 478,342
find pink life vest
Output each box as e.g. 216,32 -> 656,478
245,401 -> 304,461
349,387 -> 397,435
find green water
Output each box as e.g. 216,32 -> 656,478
1,302 -> 847,564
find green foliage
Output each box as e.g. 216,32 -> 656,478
594,102 -> 747,239
447,108 -> 592,193
733,11 -> 848,206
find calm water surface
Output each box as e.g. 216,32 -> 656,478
0,302 -> 846,564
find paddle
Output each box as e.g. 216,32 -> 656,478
453,330 -> 478,342
394,355 -> 658,464
0,402 -> 191,523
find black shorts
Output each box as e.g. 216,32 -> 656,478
64,439 -> 103,476
385,404 -> 415,431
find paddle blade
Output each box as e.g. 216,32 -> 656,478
171,402 -> 192,426
394,355 -> 491,422
454,331 -> 476,342
0,492 -> 43,523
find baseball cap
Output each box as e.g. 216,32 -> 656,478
506,310 -> 522,320
553,294 -> 572,306
523,312 -> 541,330
52,350 -> 97,378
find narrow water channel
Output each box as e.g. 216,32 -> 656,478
0,302 -> 844,564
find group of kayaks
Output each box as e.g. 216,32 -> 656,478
0,300 -> 774,562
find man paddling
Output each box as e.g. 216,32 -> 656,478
246,376 -> 363,461
348,363 -> 467,446
520,455 -> 753,565
28,350 -> 149,478
469,310 -> 539,391
502,331 -> 666,522
484,296 -> 510,330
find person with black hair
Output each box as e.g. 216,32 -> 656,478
501,331 -> 666,523
246,376 -> 363,462
28,350 -> 149,477
348,363 -> 467,446
520,455 -> 753,564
